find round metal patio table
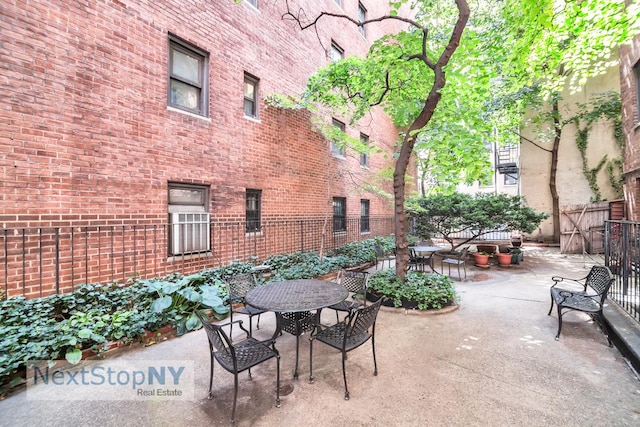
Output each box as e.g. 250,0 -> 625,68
246,279 -> 348,381
409,245 -> 444,272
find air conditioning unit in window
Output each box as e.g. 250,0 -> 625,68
171,213 -> 210,256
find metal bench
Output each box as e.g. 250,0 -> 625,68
548,265 -> 614,346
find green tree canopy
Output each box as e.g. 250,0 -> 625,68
407,192 -> 548,251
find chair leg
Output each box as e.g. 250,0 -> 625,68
547,294 -> 555,316
342,350 -> 349,400
208,351 -> 215,399
275,354 -> 282,407
595,313 -> 613,347
256,313 -> 261,330
308,338 -> 315,384
231,372 -> 239,426
372,334 -> 378,376
555,306 -> 564,340
293,335 -> 300,379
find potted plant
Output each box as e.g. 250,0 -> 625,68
496,252 -> 512,267
473,251 -> 490,267
476,244 -> 497,255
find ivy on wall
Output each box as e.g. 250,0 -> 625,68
570,91 -> 624,202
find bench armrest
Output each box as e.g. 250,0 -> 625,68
551,275 -> 588,290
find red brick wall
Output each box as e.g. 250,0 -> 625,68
620,34 -> 640,220
0,1 -> 408,296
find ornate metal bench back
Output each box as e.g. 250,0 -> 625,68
585,265 -> 614,303
338,270 -> 368,294
227,273 -> 258,304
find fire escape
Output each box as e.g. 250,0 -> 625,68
496,144 -> 519,182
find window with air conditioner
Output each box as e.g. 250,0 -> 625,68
168,183 -> 210,256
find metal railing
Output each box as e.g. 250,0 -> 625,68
605,220 -> 640,324
1,216 -> 394,299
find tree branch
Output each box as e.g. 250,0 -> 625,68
282,0 -> 425,33
512,129 -> 553,153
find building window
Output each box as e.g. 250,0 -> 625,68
360,133 -> 369,166
635,61 -> 640,124
332,118 -> 346,156
331,41 -> 344,61
244,73 -> 259,119
246,189 -> 262,232
333,0 -> 341,6
333,197 -> 347,232
245,0 -> 258,8
168,36 -> 208,116
360,199 -> 370,233
504,171 -> 518,185
358,3 -> 367,38
168,183 -> 210,256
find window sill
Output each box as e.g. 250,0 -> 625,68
167,251 -> 213,262
167,106 -> 212,122
634,122 -> 640,131
332,153 -> 346,159
244,115 -> 261,124
360,231 -> 371,235
246,231 -> 264,237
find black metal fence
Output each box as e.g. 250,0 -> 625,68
605,220 -> 640,324
1,216 -> 394,299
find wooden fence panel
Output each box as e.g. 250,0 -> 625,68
560,202 -> 610,254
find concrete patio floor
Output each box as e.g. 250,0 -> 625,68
1,246 -> 639,426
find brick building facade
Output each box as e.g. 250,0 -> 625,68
0,1 -> 408,297
620,33 -> 640,220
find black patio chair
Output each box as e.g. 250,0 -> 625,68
309,297 -> 383,400
279,310 -> 319,379
548,265 -> 614,346
374,243 -> 395,270
327,270 -> 369,322
227,273 -> 267,339
439,246 -> 469,280
194,310 -> 281,426
408,248 -> 428,271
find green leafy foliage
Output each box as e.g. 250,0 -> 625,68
368,269 -> 457,310
142,273 -> 228,335
0,237 -> 392,393
407,192 -> 548,251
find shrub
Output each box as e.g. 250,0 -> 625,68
367,269 -> 457,310
0,236 -> 391,394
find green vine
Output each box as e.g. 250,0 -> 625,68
570,91 -> 624,201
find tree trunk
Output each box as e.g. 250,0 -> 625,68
550,100 -> 561,243
393,2 -> 470,280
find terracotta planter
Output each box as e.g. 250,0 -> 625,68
473,253 -> 490,266
496,253 -> 512,267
